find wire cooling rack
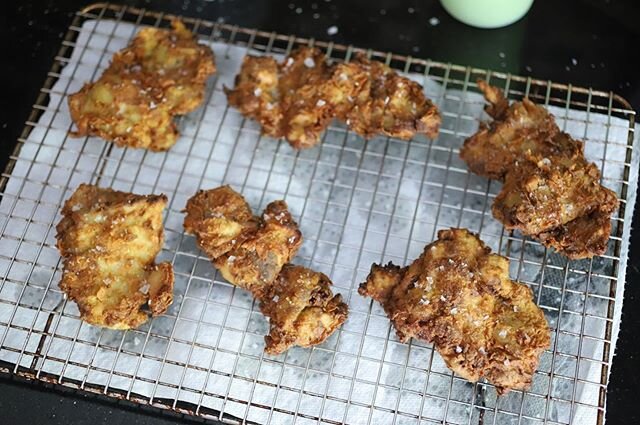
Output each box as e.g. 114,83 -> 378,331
0,3 -> 637,424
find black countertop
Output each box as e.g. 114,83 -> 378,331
1,1 -> 638,423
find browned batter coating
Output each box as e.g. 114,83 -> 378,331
182,185 -> 259,260
68,20 -> 216,151
359,228 -> 549,395
225,47 -> 440,149
460,81 -> 618,259
56,184 -> 174,329
184,186 -> 301,293
214,200 -> 302,294
183,186 -> 347,353
342,56 -> 441,140
260,264 -> 348,354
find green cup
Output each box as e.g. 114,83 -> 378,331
440,0 -> 534,28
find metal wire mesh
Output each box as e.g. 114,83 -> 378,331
0,3 -> 637,424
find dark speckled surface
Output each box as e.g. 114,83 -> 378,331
1,0 -> 639,423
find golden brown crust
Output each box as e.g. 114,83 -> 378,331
345,55 -> 440,140
214,200 -> 302,293
224,55 -> 283,139
183,185 -> 259,259
537,210 -> 612,260
56,184 -> 174,329
184,187 -> 302,293
260,264 -> 348,354
279,48 -> 335,148
460,81 -> 618,259
183,186 -> 346,353
492,158 -> 617,237
68,20 -> 216,151
226,48 -> 336,149
359,228 -> 550,395
225,47 -> 440,149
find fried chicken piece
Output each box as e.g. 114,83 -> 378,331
68,20 -> 216,151
225,47 -> 440,149
214,200 -> 302,294
224,55 -> 283,138
226,48 -> 335,148
320,61 -> 370,120
344,55 -> 441,140
359,228 -> 550,395
278,48 -> 336,147
56,184 -> 174,329
260,264 -> 348,354
183,186 -> 259,259
460,84 -> 579,180
184,186 -> 302,293
492,156 -> 617,236
537,210 -> 613,259
460,81 -> 618,259
184,186 -> 346,353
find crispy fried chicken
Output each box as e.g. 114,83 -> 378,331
68,20 -> 216,151
460,81 -> 618,259
56,184 -> 174,329
225,47 -> 440,149
359,228 -> 549,394
184,185 -> 347,353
